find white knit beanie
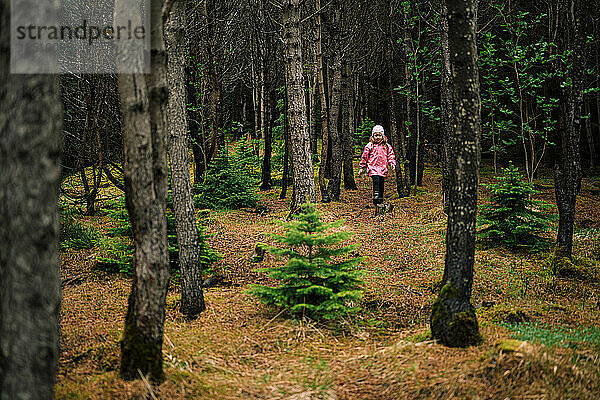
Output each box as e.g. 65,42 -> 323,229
372,125 -> 384,134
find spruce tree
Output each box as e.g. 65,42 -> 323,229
477,162 -> 555,251
249,202 -> 364,320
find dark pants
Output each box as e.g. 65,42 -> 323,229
372,175 -> 385,205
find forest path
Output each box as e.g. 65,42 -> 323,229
56,165 -> 600,399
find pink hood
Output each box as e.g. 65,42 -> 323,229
359,134 -> 396,177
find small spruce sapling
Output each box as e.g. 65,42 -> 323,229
248,202 -> 364,320
193,149 -> 259,210
477,162 -> 555,251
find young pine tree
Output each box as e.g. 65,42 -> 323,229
477,162 -> 555,251
249,202 -> 364,320
193,149 -> 259,210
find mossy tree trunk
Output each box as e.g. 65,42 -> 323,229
166,0 -> 206,319
117,0 -> 171,383
283,0 -> 316,209
0,1 -> 62,396
430,0 -> 482,348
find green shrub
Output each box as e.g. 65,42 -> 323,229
60,203 -> 100,250
61,221 -> 101,250
96,195 -> 220,276
96,239 -> 133,274
477,162 -> 555,251
354,117 -> 374,152
248,202 -> 364,321
166,211 -> 222,273
193,149 -> 259,210
230,139 -> 261,182
103,197 -> 132,237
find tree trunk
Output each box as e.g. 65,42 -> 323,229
554,0 -> 584,259
414,77 -> 421,187
118,0 -> 171,383
280,86 -> 291,200
387,0 -> 405,198
348,72 -> 356,139
205,0 -> 222,163
315,0 -> 330,202
342,62 -> 358,190
261,92 -> 273,190
166,0 -> 206,320
185,63 -> 206,182
585,99 -> 596,171
401,8 -> 416,191
430,0 -> 481,348
310,65 -> 318,154
0,1 -> 62,396
282,0 -> 316,209
325,7 -> 343,201
440,0 -> 453,210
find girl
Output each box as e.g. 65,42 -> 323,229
358,125 -> 396,208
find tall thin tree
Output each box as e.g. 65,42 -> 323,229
325,5 -> 344,201
166,0 -> 206,319
430,0 -> 482,348
315,0 -> 330,202
282,0 -> 316,209
117,0 -> 171,383
554,0 -> 585,259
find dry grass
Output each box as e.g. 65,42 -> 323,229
56,164 -> 600,399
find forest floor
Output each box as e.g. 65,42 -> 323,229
55,163 -> 600,399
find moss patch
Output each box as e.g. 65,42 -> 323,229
495,339 -> 525,353
120,320 -> 165,384
541,250 -> 599,282
404,329 -> 432,343
478,304 -> 530,325
431,282 -> 482,347
448,310 -> 482,347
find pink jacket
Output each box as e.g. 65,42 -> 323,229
359,136 -> 396,177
